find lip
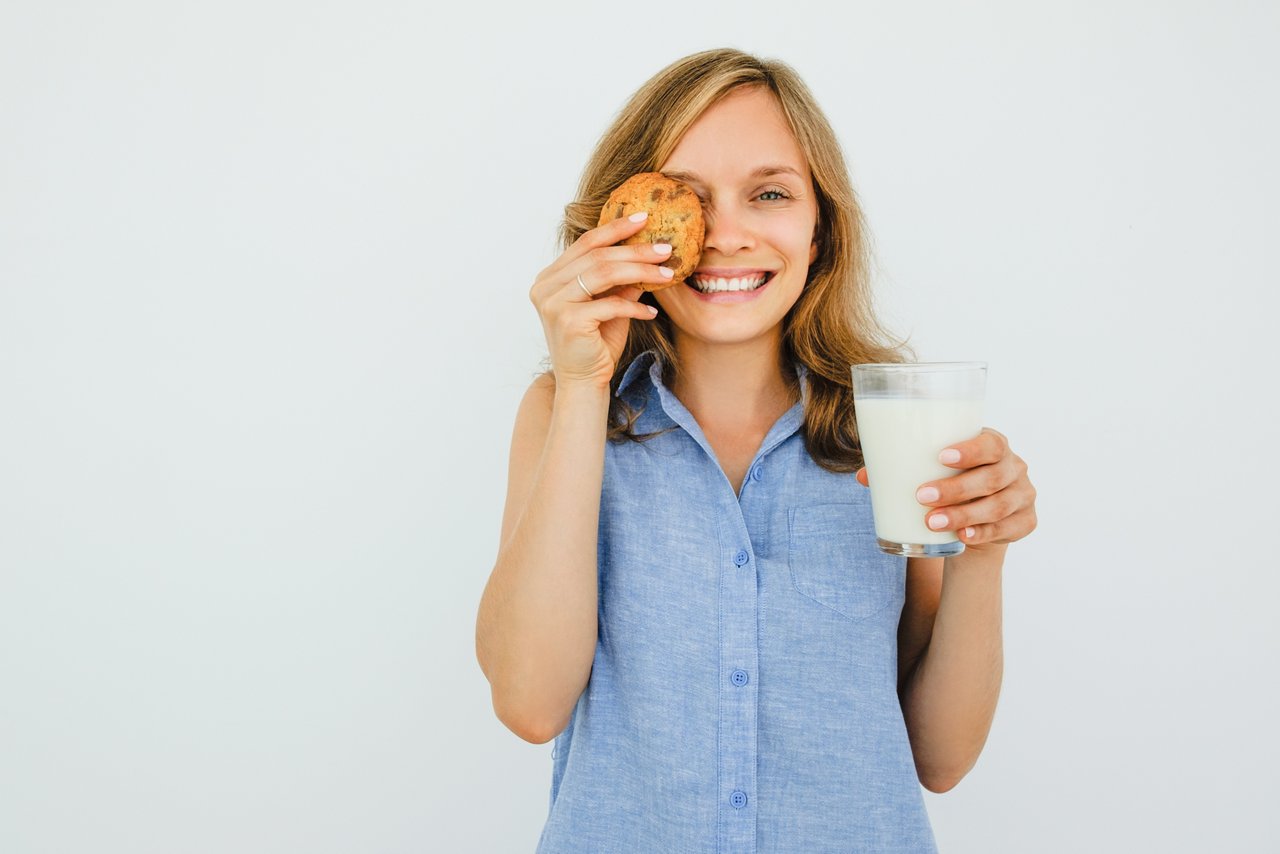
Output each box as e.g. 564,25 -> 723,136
684,270 -> 776,303
692,267 -> 772,277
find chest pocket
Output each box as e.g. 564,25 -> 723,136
788,502 -> 905,623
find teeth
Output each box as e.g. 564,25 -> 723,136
692,274 -> 769,293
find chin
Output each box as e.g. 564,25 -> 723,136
678,317 -> 787,346
656,282 -> 801,340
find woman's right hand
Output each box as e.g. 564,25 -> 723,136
528,211 -> 676,391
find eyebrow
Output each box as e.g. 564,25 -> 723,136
662,164 -> 805,186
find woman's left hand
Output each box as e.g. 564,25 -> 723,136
855,427 -> 1037,551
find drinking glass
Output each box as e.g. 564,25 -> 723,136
851,363 -> 987,557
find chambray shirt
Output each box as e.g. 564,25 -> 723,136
536,349 -> 938,853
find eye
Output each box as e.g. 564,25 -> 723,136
758,187 -> 791,201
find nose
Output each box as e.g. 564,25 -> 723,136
701,201 -> 754,256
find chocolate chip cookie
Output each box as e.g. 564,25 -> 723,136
597,172 -> 705,291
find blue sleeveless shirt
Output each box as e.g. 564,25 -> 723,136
536,349 -> 938,853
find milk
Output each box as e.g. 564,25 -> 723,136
854,396 -> 985,548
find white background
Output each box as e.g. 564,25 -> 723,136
2,1 -> 1276,852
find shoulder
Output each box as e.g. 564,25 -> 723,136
515,370 -> 556,431
530,369 -> 556,395
504,373 -> 555,450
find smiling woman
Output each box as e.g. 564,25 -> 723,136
562,58 -> 914,466
475,47 -> 1037,853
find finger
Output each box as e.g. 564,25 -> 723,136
923,484 -> 1028,534
531,215 -> 658,306
597,284 -> 645,302
577,240 -> 676,270
565,260 -> 676,300
958,506 -> 1037,546
915,457 -> 1019,507
575,295 -> 661,323
563,241 -> 676,299
547,211 -> 653,276
938,426 -> 1009,469
533,229 -> 672,307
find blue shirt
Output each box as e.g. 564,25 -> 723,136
536,349 -> 938,853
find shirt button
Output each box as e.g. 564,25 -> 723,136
730,790 -> 748,809
733,549 -> 749,567
730,669 -> 749,687
750,464 -> 763,481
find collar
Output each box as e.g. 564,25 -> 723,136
614,348 -> 809,471
615,349 -> 660,400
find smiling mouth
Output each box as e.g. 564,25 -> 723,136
686,271 -> 775,294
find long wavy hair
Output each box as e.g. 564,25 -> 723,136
548,48 -> 914,473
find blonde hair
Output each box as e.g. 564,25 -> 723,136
551,48 -> 914,473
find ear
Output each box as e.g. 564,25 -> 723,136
809,238 -> 819,265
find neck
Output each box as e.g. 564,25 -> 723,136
669,329 -> 798,429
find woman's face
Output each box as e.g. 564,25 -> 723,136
652,85 -> 819,347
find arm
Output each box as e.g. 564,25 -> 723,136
896,549 -> 1004,793
474,374 -> 611,744
871,427 -> 1037,792
478,209 -> 669,744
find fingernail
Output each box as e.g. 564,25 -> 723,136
939,449 -> 961,464
964,527 -> 975,539
916,486 -> 939,503
928,514 -> 949,530
647,305 -> 659,315
629,211 -> 648,222
659,266 -> 674,278
653,243 -> 672,255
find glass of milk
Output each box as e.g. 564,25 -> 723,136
851,363 -> 987,557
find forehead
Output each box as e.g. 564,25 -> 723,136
660,86 -> 810,181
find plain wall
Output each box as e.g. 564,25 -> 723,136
2,1 -> 1276,851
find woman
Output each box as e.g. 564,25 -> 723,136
476,48 -> 1037,852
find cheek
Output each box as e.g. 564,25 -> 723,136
653,285 -> 692,312
762,219 -> 817,266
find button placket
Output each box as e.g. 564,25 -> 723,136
717,463 -> 761,848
